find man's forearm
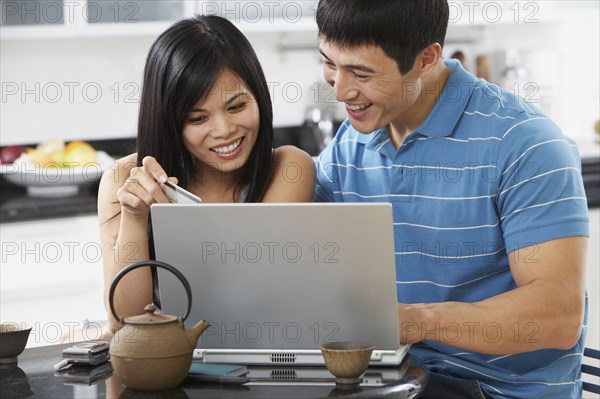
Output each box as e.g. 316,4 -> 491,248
399,280 -> 584,355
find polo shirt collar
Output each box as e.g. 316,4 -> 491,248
356,128 -> 390,159
415,59 -> 476,138
359,59 -> 477,153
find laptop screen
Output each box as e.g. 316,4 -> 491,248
151,203 -> 403,365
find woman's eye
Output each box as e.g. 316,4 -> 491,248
229,102 -> 246,112
189,116 -> 207,124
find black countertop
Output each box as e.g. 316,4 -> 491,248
0,180 -> 100,222
1,343 -> 427,399
582,156 -> 600,208
1,137 -> 599,223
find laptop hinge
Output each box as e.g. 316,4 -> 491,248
193,349 -> 206,362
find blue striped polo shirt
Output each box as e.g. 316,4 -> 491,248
315,59 -> 589,399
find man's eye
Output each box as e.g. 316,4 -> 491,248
353,73 -> 368,80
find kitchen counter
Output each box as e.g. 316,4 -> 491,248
1,343 -> 427,399
1,136 -> 599,223
0,179 -> 100,222
0,127 -> 326,223
0,138 -> 134,223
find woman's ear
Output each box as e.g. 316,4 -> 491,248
417,43 -> 443,77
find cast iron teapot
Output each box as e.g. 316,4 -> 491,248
108,260 -> 210,391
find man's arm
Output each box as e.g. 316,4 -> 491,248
398,235 -> 587,354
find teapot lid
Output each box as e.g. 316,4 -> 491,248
123,304 -> 179,325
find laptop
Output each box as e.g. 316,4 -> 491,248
150,203 -> 408,366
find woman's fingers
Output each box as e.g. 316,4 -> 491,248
142,156 -> 168,184
116,188 -> 152,215
130,164 -> 171,204
117,163 -> 171,214
122,176 -> 155,206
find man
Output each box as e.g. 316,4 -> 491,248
314,1 -> 589,398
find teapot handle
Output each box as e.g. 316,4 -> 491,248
109,260 -> 192,322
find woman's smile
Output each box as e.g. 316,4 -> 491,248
210,137 -> 245,158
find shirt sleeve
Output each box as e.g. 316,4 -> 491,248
315,144 -> 337,203
495,116 -> 589,253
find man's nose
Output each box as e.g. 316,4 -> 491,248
331,72 -> 358,102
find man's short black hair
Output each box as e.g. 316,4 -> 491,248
316,0 -> 449,74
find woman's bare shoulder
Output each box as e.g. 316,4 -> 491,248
272,145 -> 315,170
265,146 -> 316,202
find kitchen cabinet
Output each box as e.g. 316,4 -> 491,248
2,0 -> 66,26
198,0 -> 317,32
0,215 -> 106,347
0,0 -> 192,39
586,208 -> 600,351
1,1 -> 574,40
0,0 -> 318,40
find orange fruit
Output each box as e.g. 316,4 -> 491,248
63,141 -> 97,167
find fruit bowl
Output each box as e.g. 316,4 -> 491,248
0,151 -> 115,197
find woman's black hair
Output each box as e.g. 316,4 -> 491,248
316,0 -> 449,75
136,15 -> 274,202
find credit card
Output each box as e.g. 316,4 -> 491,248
163,180 -> 202,204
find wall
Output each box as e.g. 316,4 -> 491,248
486,4 -> 599,147
1,2 -> 599,146
1,36 -> 152,144
0,30 -> 324,145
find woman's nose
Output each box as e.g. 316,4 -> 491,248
213,115 -> 236,138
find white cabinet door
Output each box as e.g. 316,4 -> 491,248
197,0 -> 317,32
1,0 -> 318,39
586,208 -> 600,350
1,215 -> 106,347
0,0 -> 192,39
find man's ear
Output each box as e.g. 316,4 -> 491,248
417,43 -> 442,77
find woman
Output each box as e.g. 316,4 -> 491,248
98,15 -> 315,329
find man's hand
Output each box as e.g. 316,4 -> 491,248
396,236 -> 587,354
